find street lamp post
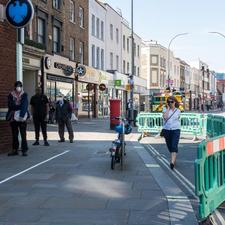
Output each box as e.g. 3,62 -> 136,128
167,33 -> 188,89
129,0 -> 134,125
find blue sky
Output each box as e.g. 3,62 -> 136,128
105,0 -> 225,72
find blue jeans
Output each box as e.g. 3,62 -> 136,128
163,129 -> 180,153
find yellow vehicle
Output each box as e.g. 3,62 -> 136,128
151,91 -> 184,112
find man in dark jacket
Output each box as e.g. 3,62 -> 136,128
55,96 -> 74,143
6,81 -> 29,156
30,87 -> 49,146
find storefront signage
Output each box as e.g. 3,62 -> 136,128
54,62 -> 74,76
44,57 -> 51,69
114,80 -> 121,86
99,83 -> 106,91
5,0 -> 34,28
47,74 -> 74,84
86,83 -> 94,91
76,65 -> 86,77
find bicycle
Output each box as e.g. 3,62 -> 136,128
109,117 -> 132,170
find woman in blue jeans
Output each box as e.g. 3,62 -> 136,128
162,96 -> 181,170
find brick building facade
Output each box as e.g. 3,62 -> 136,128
0,0 -> 16,152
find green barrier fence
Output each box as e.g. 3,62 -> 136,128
195,134 -> 225,220
136,112 -> 205,139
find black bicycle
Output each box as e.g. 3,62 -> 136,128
109,117 -> 132,170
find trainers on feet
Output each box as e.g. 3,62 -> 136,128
33,141 -> 39,146
70,140 -> 74,143
44,141 -> 50,146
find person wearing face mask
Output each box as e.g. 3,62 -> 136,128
162,96 -> 181,170
30,87 -> 49,146
55,95 -> 74,143
6,81 -> 29,156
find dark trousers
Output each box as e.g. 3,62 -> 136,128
58,119 -> 74,141
33,117 -> 47,141
163,129 -> 180,153
10,121 -> 28,152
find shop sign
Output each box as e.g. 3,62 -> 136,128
54,62 -> 74,76
47,74 -> 74,84
5,0 -> 34,28
86,83 -> 94,91
44,57 -> 51,69
114,80 -> 121,86
99,83 -> 106,91
76,65 -> 86,77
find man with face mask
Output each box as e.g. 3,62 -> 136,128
6,81 -> 29,156
30,87 -> 49,146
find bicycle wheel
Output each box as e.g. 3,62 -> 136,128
111,156 -> 116,170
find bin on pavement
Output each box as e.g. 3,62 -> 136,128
109,99 -> 121,129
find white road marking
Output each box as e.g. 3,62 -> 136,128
0,150 -> 70,185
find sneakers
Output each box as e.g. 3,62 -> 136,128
170,163 -> 174,170
70,140 -> 74,143
8,151 -> 18,156
44,141 -> 50,146
33,141 -> 39,146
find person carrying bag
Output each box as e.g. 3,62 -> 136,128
162,96 -> 181,170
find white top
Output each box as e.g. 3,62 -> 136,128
162,107 -> 181,130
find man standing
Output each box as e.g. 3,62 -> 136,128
30,87 -> 49,146
55,96 -> 74,143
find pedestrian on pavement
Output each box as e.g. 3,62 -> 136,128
55,95 -> 74,143
30,87 -> 50,146
6,81 -> 29,156
162,96 -> 181,170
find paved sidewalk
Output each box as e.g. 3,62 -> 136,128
0,119 -> 198,225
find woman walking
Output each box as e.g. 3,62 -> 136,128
162,96 -> 181,170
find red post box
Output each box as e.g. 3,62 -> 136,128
109,99 -> 121,129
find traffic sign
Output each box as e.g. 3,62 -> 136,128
5,0 -> 34,28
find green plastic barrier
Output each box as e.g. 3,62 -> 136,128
136,112 -> 205,138
195,134 -> 225,220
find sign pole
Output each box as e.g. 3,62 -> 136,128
16,28 -> 24,82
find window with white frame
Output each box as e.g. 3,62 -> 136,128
101,21 -> 104,40
96,18 -> 100,38
96,47 -> 100,69
37,18 -> 45,44
123,60 -> 126,74
116,55 -> 119,71
91,15 -> 95,36
127,38 -> 129,52
110,52 -> 113,69
123,35 -> 125,50
110,24 -> 113,40
53,26 -> 60,53
137,67 -> 140,76
53,0 -> 60,9
134,66 -> 136,76
69,1 -> 75,23
134,43 -> 136,56
101,49 -> 104,70
137,45 -> 140,57
69,37 -> 75,60
92,45 -> 95,67
79,41 -> 84,64
127,62 -> 129,73
79,6 -> 84,28
116,28 -> 119,44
